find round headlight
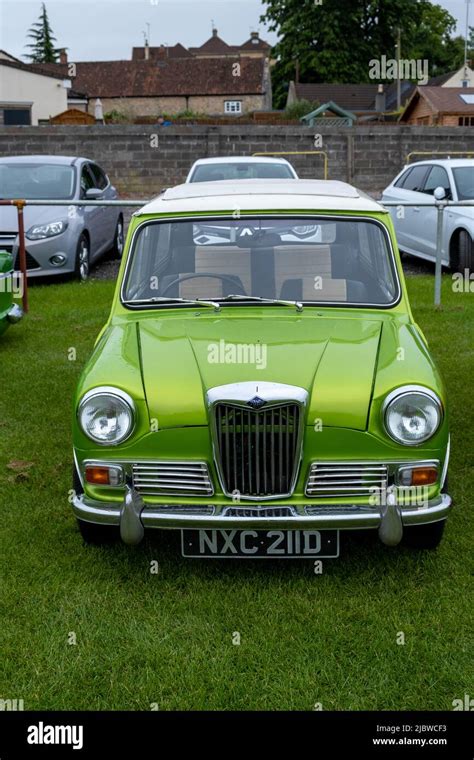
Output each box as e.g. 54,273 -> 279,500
78,388 -> 134,445
383,386 -> 442,445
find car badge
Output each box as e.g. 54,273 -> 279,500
247,396 -> 267,409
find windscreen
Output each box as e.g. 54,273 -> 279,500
191,163 -> 295,182
0,163 -> 76,200
123,217 -> 399,306
453,167 -> 474,200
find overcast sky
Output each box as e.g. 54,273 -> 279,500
0,0 -> 470,62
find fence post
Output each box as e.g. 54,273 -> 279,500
434,202 -> 445,307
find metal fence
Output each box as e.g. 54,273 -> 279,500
1,196 -> 473,313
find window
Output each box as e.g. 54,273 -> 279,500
122,217 -> 399,307
3,108 -> 31,125
191,163 -> 295,182
422,165 -> 451,198
89,163 -> 108,190
395,165 -> 429,191
224,101 -> 242,114
0,162 -> 75,199
453,167 -> 474,200
80,165 -> 95,196
458,116 -> 474,126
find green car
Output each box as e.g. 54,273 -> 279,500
72,180 -> 452,557
0,250 -> 23,337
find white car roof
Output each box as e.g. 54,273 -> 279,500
407,158 -> 474,168
137,179 -> 386,215
190,156 -> 295,166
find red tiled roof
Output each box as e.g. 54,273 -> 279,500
34,57 -> 265,98
239,36 -> 271,52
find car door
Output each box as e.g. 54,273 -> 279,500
415,164 -> 452,260
80,163 -> 104,256
383,164 -> 430,254
89,162 -> 117,249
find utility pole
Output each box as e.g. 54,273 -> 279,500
396,27 -> 401,111
464,0 -> 472,68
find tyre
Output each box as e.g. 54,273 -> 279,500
451,229 -> 473,272
109,215 -> 125,259
402,520 -> 446,550
74,233 -> 90,281
77,518 -> 120,545
73,462 -> 119,545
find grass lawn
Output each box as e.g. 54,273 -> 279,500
0,274 -> 472,711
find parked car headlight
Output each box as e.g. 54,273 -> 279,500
78,388 -> 135,445
26,221 -> 68,240
383,386 -> 442,445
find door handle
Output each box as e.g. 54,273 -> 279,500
413,207 -> 420,212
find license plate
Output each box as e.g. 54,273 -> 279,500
181,529 -> 339,559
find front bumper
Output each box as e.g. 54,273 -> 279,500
72,490 -> 452,546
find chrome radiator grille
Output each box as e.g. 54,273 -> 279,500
305,462 -> 388,499
132,462 -> 213,496
214,403 -> 301,498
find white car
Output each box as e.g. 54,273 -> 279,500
381,159 -> 474,269
186,156 -> 299,183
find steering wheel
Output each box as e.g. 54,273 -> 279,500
160,272 -> 248,297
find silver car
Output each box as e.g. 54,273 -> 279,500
0,156 -> 124,280
382,159 -> 474,270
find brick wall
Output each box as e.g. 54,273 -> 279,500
0,124 -> 472,197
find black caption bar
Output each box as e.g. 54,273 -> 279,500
0,711 -> 472,757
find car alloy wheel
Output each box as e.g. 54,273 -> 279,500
76,235 -> 90,281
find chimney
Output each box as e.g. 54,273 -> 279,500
59,48 -> 68,65
251,32 -> 259,41
212,27 -> 218,37
144,39 -> 150,61
375,83 -> 386,113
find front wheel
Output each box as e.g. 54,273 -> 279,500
402,520 -> 446,550
77,518 -> 120,545
74,233 -> 90,281
451,230 -> 473,272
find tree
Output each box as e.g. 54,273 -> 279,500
261,0 -> 464,107
25,3 -> 59,63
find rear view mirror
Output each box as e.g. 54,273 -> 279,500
433,186 -> 447,201
85,188 -> 103,199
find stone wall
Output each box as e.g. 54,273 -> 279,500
0,124 -> 472,197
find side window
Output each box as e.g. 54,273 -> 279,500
80,165 -> 95,196
394,169 -> 411,188
89,163 -> 108,190
399,165 -> 429,192
422,166 -> 451,197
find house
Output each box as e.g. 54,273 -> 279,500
35,54 -> 272,117
131,29 -> 272,62
0,51 -> 70,124
400,86 -> 474,125
428,64 -> 473,88
286,81 -> 415,120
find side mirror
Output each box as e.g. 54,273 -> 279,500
0,250 -> 13,274
85,187 -> 103,199
433,186 -> 446,201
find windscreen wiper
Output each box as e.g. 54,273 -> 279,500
220,294 -> 304,312
123,297 -> 221,311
